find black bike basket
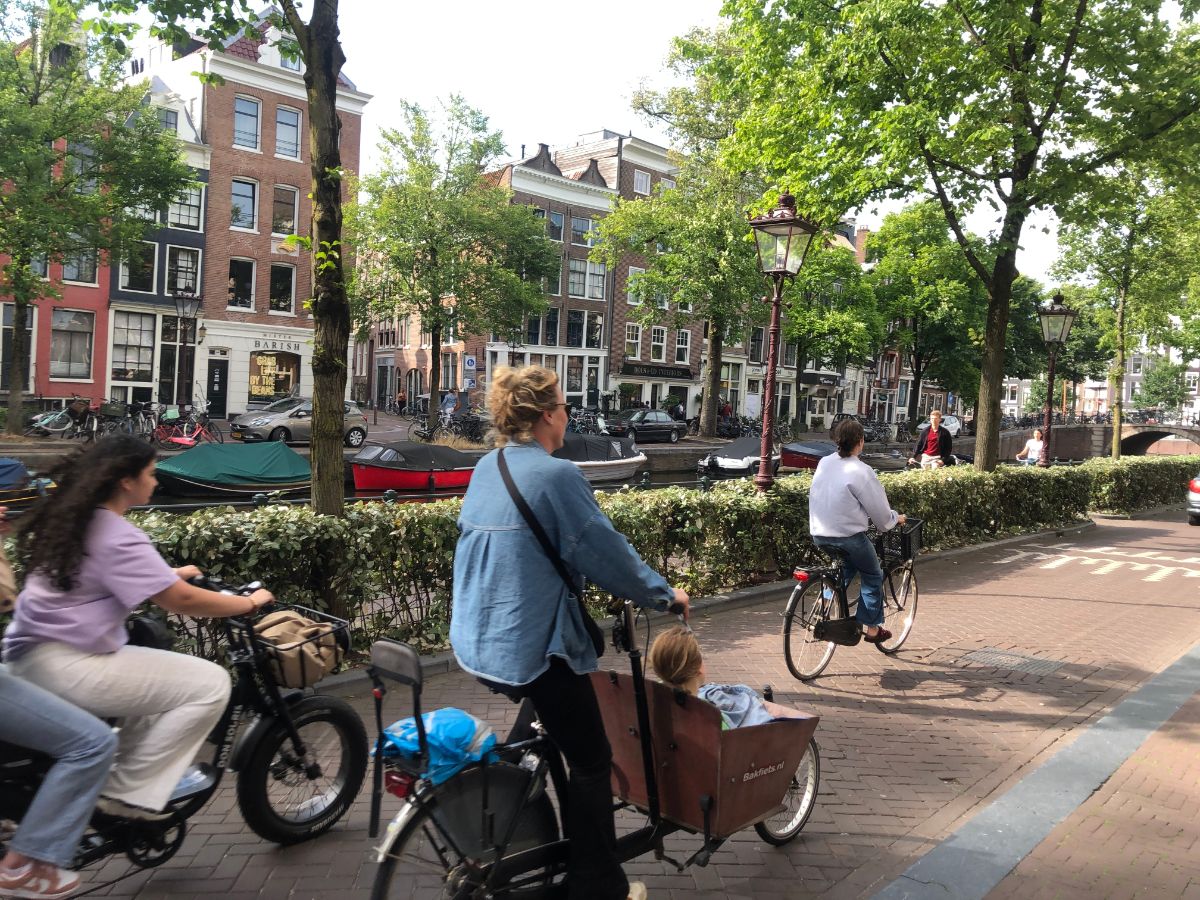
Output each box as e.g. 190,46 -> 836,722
873,518 -> 924,570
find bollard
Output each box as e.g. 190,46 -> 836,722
639,471 -> 651,490
252,492 -> 268,507
699,474 -> 711,492
383,489 -> 398,504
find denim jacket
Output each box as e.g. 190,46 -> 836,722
450,442 -> 673,686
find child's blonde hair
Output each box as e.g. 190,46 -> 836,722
647,625 -> 703,689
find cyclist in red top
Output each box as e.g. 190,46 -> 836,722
909,409 -> 953,469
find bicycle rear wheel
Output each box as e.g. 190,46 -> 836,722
754,737 -> 820,845
876,562 -> 918,653
372,763 -> 560,899
782,578 -> 838,681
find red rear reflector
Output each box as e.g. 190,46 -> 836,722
385,771 -> 415,799
1190,478 -> 1200,493
793,570 -> 809,582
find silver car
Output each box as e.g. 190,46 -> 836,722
1188,471 -> 1199,526
229,397 -> 368,447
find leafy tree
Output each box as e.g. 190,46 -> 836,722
713,0 -> 1200,469
351,98 -> 559,421
591,155 -> 765,437
1023,375 -> 1076,416
1053,173 -> 1193,457
1134,357 -> 1190,414
0,0 -> 192,432
99,0 -> 356,514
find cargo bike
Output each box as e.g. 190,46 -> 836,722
365,600 -> 821,899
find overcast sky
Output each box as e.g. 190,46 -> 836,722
335,0 -> 1066,284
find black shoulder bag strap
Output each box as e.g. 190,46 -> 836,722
497,448 -> 605,657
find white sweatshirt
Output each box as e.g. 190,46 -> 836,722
808,453 -> 899,538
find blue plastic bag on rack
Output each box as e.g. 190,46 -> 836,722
378,707 -> 497,785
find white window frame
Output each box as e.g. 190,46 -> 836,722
119,241 -> 158,294
230,177 -> 259,232
570,216 -> 596,247
167,185 -> 204,232
268,263 -> 296,316
165,244 -> 202,294
585,311 -> 604,349
547,211 -> 564,242
109,309 -> 157,385
156,107 -> 178,132
660,177 -> 676,191
61,246 -> 98,286
651,326 -> 667,363
568,258 -> 587,298
545,261 -> 561,297
675,329 -> 690,365
275,106 -> 302,160
48,308 -> 95,381
625,323 -> 641,360
271,184 -> 300,236
279,50 -> 301,72
227,257 -> 256,310
30,255 -> 48,279
587,261 -> 606,300
633,169 -> 651,195
626,266 -> 644,305
232,95 -> 262,151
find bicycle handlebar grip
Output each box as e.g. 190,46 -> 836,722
667,601 -> 687,616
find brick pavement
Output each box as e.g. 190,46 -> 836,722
77,512 -> 1200,899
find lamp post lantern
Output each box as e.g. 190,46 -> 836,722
172,288 -> 201,408
748,193 -> 819,490
1036,292 -> 1077,467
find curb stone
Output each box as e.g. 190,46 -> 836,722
1091,502 -> 1186,520
318,518 -> 1097,695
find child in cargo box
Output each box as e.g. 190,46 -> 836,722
647,625 -> 775,729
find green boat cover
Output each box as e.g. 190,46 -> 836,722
156,442 -> 311,487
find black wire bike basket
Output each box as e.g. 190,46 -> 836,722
873,518 -> 923,570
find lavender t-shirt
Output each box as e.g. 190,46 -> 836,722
3,509 -> 179,660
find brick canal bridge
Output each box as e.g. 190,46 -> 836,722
998,422 -> 1200,460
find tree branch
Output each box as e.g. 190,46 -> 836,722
1036,0 -> 1087,138
950,0 -> 986,46
918,140 -> 994,291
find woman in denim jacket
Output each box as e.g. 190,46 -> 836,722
451,365 -> 689,900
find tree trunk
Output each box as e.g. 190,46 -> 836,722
906,356 -> 923,423
296,2 -> 349,519
701,322 -> 723,437
428,326 -> 441,431
972,252 -> 1020,470
1110,285 -> 1127,459
5,295 -> 31,436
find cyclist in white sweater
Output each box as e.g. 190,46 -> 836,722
808,419 -> 906,643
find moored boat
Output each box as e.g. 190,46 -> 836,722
696,436 -> 780,478
780,440 -> 838,470
0,458 -> 54,510
154,442 -> 312,497
350,441 -> 477,491
552,433 -> 646,484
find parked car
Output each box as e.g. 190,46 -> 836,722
916,414 -> 963,438
229,397 -> 368,447
1188,471 -> 1200,526
604,409 -> 685,443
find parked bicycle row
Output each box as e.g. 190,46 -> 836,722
23,395 -> 223,449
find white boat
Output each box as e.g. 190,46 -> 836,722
554,433 -> 647,484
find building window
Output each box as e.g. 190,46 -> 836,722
30,255 -> 48,278
547,211 -> 564,242
168,186 -> 203,231
587,262 -> 606,300
1130,357 -> 1142,375
228,258 -> 254,308
545,261 -> 561,296
441,351 -> 457,388
68,143 -> 96,194
566,310 -> 584,347
62,246 -> 97,284
568,258 -> 587,297
532,206 -> 545,222
675,329 -> 690,365
783,340 -> 798,368
111,311 -> 156,383
651,326 -> 666,362
280,50 -> 301,71
233,96 -> 260,150
272,185 -> 298,235
660,177 -> 675,190
544,307 -> 559,346
586,312 -> 603,349
231,179 -> 257,230
749,327 -> 765,363
269,264 -> 295,313
120,242 -> 157,293
276,107 -> 301,158
625,323 -> 641,359
525,314 -> 541,346
898,381 -> 909,406
167,246 -> 200,293
626,266 -> 644,304
633,169 -> 651,195
1,304 -> 33,392
50,310 -> 93,379
156,107 -> 178,132
570,216 -> 595,246
249,350 -> 300,400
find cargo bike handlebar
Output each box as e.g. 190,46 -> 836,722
365,600 -> 821,898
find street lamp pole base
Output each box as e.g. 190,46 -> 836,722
754,470 -> 776,491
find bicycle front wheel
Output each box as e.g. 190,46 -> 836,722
783,578 -> 838,681
876,562 -> 918,654
236,695 -> 368,845
754,737 -> 821,845
372,763 -> 560,900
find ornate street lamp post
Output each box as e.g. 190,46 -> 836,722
1037,292 -> 1077,467
172,288 -> 201,407
506,324 -> 524,367
748,194 -> 818,491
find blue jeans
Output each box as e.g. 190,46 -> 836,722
0,665 -> 117,868
813,532 -> 885,628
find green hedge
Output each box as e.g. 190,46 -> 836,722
114,456 -> 1200,656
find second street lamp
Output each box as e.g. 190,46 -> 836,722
1036,292 -> 1077,467
172,288 -> 201,407
748,193 -> 819,491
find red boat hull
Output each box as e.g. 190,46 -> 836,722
351,463 -> 475,492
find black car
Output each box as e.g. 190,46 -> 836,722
605,409 -> 684,444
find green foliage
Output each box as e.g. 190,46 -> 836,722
1134,358 -> 1191,413
1081,456 -> 1200,514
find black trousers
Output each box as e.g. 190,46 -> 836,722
488,659 -> 628,900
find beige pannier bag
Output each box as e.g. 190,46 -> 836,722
253,609 -> 344,688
